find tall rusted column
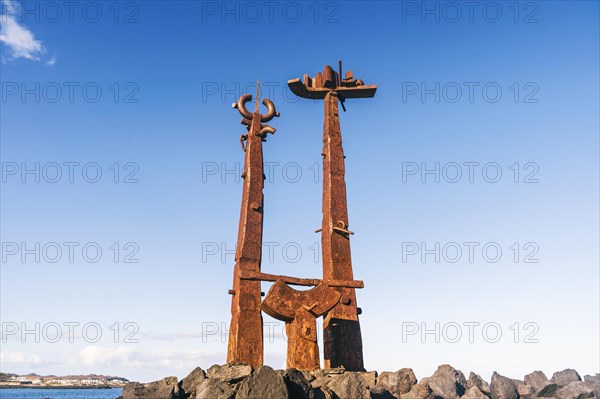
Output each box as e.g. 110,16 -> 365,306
321,91 -> 364,371
227,93 -> 278,368
288,63 -> 376,371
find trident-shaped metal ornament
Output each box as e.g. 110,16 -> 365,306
227,82 -> 279,368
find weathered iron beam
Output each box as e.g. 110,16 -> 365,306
227,91 -> 279,369
240,271 -> 364,289
321,90 -> 365,371
288,62 -> 376,372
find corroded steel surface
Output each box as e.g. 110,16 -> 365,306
240,270 -> 364,288
262,280 -> 341,370
225,64 -> 375,371
288,63 -> 377,371
287,64 -> 377,99
227,93 -> 278,368
321,91 -> 364,371
262,280 -> 342,321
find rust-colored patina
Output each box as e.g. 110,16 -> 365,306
288,63 -> 377,371
226,65 -> 375,371
227,90 -> 279,369
262,280 -> 341,370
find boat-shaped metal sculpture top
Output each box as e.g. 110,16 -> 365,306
288,63 -> 377,100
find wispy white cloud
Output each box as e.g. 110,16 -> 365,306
67,346 -> 221,373
0,351 -> 42,365
139,331 -> 206,342
0,0 -> 54,64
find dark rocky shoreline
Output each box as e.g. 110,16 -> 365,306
120,364 -> 600,399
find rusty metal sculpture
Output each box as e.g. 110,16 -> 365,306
227,65 -> 376,371
262,280 -> 341,370
227,84 -> 279,369
288,62 -> 377,371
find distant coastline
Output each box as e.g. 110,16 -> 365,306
0,372 -> 129,389
0,384 -> 115,389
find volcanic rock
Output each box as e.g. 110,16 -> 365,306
490,372 -> 518,399
467,372 -> 491,396
374,368 -> 418,398
179,367 -> 206,399
421,364 -> 467,399
551,370 -> 583,386
206,363 -> 252,383
553,381 -> 595,399
122,376 -> 181,399
236,365 -> 288,399
196,379 -> 235,399
327,371 -> 371,399
282,368 -> 314,399
463,387 -> 489,399
525,371 -> 549,393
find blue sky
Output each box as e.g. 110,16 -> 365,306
1,0 -> 599,383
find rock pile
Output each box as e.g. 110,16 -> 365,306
119,364 -> 599,399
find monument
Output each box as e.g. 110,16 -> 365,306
227,63 -> 377,371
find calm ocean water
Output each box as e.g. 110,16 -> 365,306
0,388 -> 122,399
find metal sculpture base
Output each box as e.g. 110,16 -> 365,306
262,280 -> 341,370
